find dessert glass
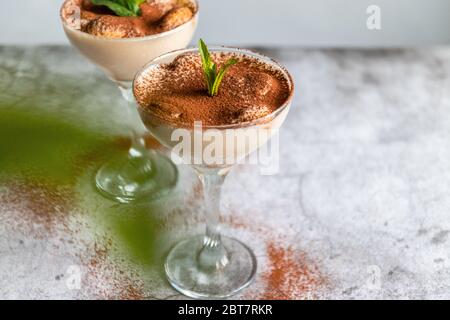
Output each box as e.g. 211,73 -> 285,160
60,0 -> 199,203
133,48 -> 294,298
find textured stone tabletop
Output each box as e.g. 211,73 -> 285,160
1,46 -> 450,300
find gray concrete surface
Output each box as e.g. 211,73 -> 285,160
0,46 -> 450,299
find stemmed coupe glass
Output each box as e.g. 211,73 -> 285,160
60,0 -> 199,202
133,47 -> 294,298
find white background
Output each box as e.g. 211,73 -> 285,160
0,0 -> 449,46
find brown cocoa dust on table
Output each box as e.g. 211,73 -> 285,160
1,151 -> 322,299
1,137 -> 121,237
134,52 -> 292,127
1,178 -> 74,238
261,242 -> 326,300
80,238 -> 146,300
225,215 -> 327,300
0,153 -> 152,299
1,179 -> 147,299
179,181 -> 328,300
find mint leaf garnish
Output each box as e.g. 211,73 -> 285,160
91,0 -> 146,17
198,39 -> 238,97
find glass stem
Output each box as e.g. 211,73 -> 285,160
118,86 -> 147,160
196,167 -> 230,271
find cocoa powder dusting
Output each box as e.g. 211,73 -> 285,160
134,52 -> 292,127
1,179 -> 146,299
81,239 -> 146,300
1,178 -> 73,238
261,242 -> 326,300
225,215 -> 327,300
0,140 -> 151,299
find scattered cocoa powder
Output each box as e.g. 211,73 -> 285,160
261,242 -> 326,300
225,214 -> 327,300
1,141 -> 322,300
134,52 -> 293,127
1,178 -> 74,238
62,0 -> 197,39
0,135 -> 152,299
81,238 -> 146,300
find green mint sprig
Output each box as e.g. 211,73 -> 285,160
198,39 -> 238,97
90,0 -> 146,17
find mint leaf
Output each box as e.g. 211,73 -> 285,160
90,0 -> 145,17
124,0 -> 146,16
198,39 -> 238,97
211,58 -> 237,96
198,39 -> 214,94
90,0 -> 134,16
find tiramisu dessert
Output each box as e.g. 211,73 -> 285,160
133,42 -> 294,298
134,40 -> 293,165
66,0 -> 196,39
135,47 -> 291,127
60,0 -> 198,203
61,0 -> 198,82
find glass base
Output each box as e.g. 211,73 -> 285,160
165,235 -> 257,299
95,150 -> 177,203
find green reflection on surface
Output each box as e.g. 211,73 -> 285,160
0,107 -> 115,183
102,204 -> 163,268
0,52 -> 180,286
0,102 -> 165,271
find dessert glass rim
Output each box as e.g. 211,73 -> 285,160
60,0 -> 199,42
133,46 -> 295,130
